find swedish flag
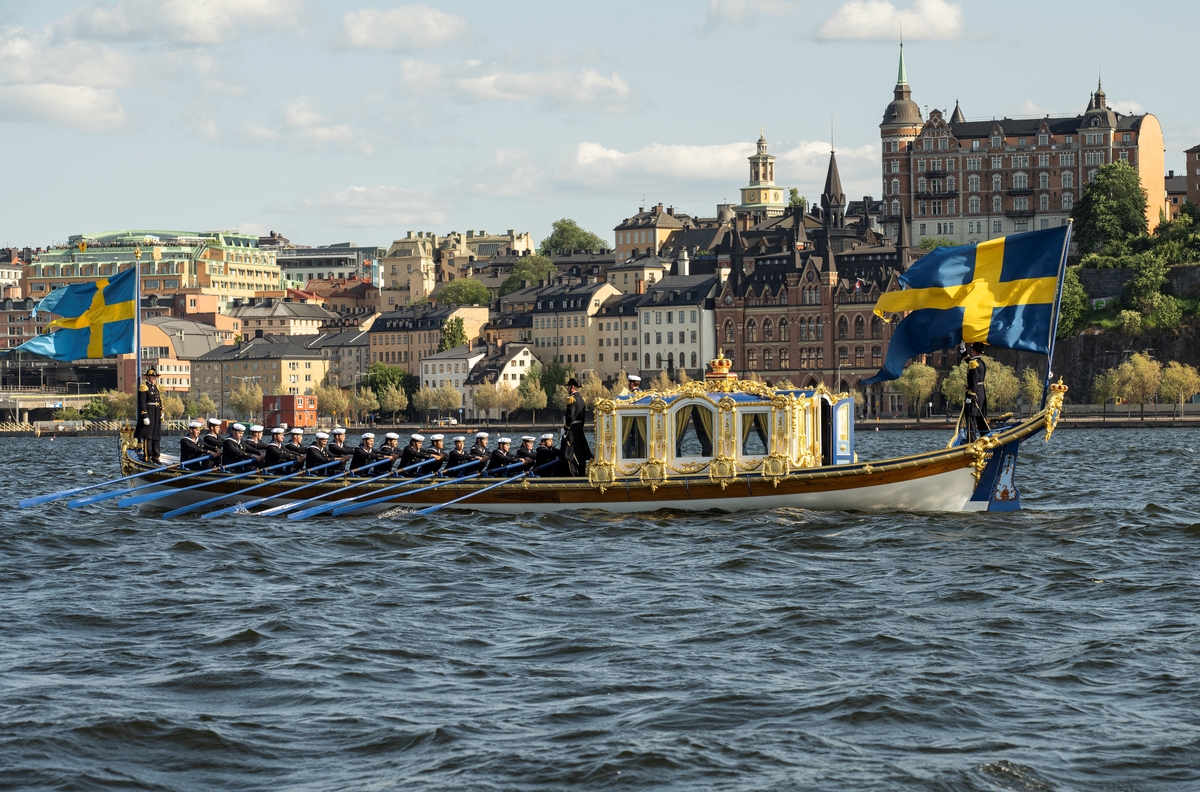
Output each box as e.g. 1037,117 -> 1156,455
863,225 -> 1070,384
15,266 -> 138,361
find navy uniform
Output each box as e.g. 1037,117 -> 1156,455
447,436 -> 473,477
398,433 -> 428,476
264,428 -> 302,469
534,433 -> 559,475
305,432 -> 335,471
468,432 -> 490,463
379,432 -> 403,465
350,433 -> 387,473
515,436 -> 537,471
220,424 -> 256,468
200,418 -> 224,466
426,434 -> 448,474
328,428 -> 350,460
963,342 -> 989,440
134,367 -> 163,463
284,429 -> 307,473
488,437 -> 521,473
180,421 -> 212,465
560,379 -> 592,476
244,425 -> 269,468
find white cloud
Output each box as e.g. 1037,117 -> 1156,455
706,0 -> 798,28
0,26 -> 131,129
398,60 -> 633,111
339,5 -> 469,51
817,0 -> 965,40
302,185 -> 446,228
471,149 -> 543,198
574,141 -> 755,182
1016,100 -> 1049,116
60,0 -> 304,45
235,222 -> 270,237
1109,99 -> 1145,116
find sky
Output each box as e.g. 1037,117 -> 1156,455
2,0 -> 1197,251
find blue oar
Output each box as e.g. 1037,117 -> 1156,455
329,459 -> 486,516
68,457 -> 235,508
254,458 -> 392,517
202,459 -> 356,520
20,456 -> 208,509
117,460 -> 285,508
286,458 -> 444,521
166,460 -> 343,520
414,467 -> 531,516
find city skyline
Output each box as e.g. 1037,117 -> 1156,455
2,0 -> 1196,248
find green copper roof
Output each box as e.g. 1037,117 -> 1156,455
896,44 -> 908,87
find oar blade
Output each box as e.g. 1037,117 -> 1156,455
69,487 -> 135,508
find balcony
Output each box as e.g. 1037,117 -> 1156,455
914,190 -> 959,200
1005,209 -> 1035,218
1006,188 -> 1033,196
924,169 -> 948,179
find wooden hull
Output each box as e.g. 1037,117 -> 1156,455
120,412 -> 1053,516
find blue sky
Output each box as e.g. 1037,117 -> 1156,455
2,0 -> 1195,250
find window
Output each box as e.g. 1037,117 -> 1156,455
1014,197 -> 1029,211
1038,133 -> 1048,146
838,347 -> 848,365
1062,171 -> 1074,189
891,200 -> 900,215
779,318 -> 789,342
992,174 -> 1002,192
918,177 -> 927,192
991,156 -> 1002,169
1062,193 -> 1074,211
919,223 -> 927,235
918,201 -> 927,216
747,349 -> 757,369
762,319 -> 773,342
724,320 -> 735,344
993,220 -> 1003,233
1060,152 -> 1075,166
967,157 -> 981,170
917,160 -> 926,172
763,348 -> 774,369
969,196 -> 981,214
938,137 -> 948,150
890,178 -> 900,195
993,195 -> 1002,213
746,319 -> 757,342
992,136 -> 1002,148
621,415 -> 648,460
872,346 -> 882,366
837,316 -> 848,340
1038,154 -> 1050,167
1040,194 -> 1049,211
1039,172 -> 1049,189
855,347 -> 865,367
1013,173 -> 1028,189
871,316 -> 882,339
854,315 -> 865,339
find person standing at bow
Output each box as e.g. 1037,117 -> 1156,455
135,367 -> 163,464
962,342 -> 989,441
560,377 -> 592,477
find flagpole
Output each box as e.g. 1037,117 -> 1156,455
134,247 -> 143,394
1040,221 -> 1073,408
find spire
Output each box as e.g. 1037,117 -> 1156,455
822,151 -> 845,210
1094,76 -> 1106,108
757,127 -> 767,154
950,99 -> 965,124
896,42 -> 908,87
896,203 -> 911,266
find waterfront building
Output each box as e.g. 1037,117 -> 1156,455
528,279 -> 621,370
367,305 -> 489,370
1167,170 -> 1188,220
420,344 -> 486,391
594,292 -> 643,382
273,242 -> 384,288
305,328 -> 371,389
635,257 -> 719,380
614,204 -> 695,262
461,344 -> 538,422
27,230 -> 282,310
380,229 -> 532,306
880,46 -> 1166,245
225,296 -> 339,337
192,334 -> 329,412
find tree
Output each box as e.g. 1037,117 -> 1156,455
434,384 -> 462,416
106,391 -> 135,421
499,254 -> 557,296
539,358 -> 570,403
269,381 -> 289,396
518,363 -> 547,423
539,218 -> 608,255
787,188 -> 807,209
987,359 -> 1020,413
81,396 -> 110,420
896,362 -> 938,420
579,373 -> 609,407
53,407 -> 82,421
472,382 -> 498,421
411,386 -> 437,423
378,383 -> 408,422
1118,309 -> 1142,336
438,317 -> 468,351
1071,160 -> 1148,252
649,370 -> 672,392
495,382 -> 521,425
1019,368 -> 1043,415
551,384 -> 569,413
162,394 -> 185,420
313,382 -> 348,418
919,236 -> 958,250
1056,266 -> 1088,338
1092,368 -> 1121,417
189,393 -> 217,418
1158,361 -> 1200,418
351,387 -> 379,423
228,381 -> 263,419
439,277 -> 489,306
940,362 -> 968,410
1116,352 -> 1162,420
364,362 -> 419,405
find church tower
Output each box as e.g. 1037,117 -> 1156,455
736,130 -> 787,219
880,44 -> 923,249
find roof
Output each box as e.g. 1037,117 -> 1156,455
422,343 -> 483,361
305,329 -> 369,349
1167,174 -> 1188,193
371,305 -> 466,332
609,254 -> 672,272
227,299 -> 337,320
143,315 -> 227,359
638,275 -> 718,308
463,344 -> 536,386
196,334 -> 325,361
614,205 -> 694,232
599,292 -> 644,316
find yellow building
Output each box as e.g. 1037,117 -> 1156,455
192,335 -> 330,413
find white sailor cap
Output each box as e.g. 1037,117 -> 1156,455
207,418 -> 222,426
430,434 -> 444,441
628,374 -> 641,382
475,431 -> 489,439
231,423 -> 246,431
390,432 -> 405,440
361,432 -> 375,439
332,427 -> 346,435
498,436 -> 512,444
289,428 -> 303,435
521,436 -> 535,442
249,424 -> 264,433
188,420 -> 203,428
271,427 -> 285,435
541,433 -> 555,441
453,436 -> 466,443
315,432 -> 329,440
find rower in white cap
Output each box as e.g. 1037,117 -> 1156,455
535,433 -> 560,473
469,431 -> 490,463
428,434 -> 447,471
398,433 -> 427,475
350,432 -> 387,473
201,418 -> 224,461
244,424 -> 268,467
380,431 -> 402,462
181,420 -> 219,467
487,436 -> 520,473
221,423 -> 260,469
282,427 -> 306,473
516,435 -> 537,470
264,427 -> 295,469
447,436 -> 471,476
305,431 -> 334,471
328,428 -> 349,461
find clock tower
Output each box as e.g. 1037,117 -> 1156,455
736,130 -> 787,219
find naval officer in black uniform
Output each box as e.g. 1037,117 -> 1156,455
962,342 -> 989,440
560,377 -> 591,476
135,367 -> 163,463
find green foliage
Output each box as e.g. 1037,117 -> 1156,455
1092,368 -> 1121,405
81,396 -> 110,420
227,381 -> 263,419
313,382 -> 348,417
1115,352 -> 1163,419
1070,161 -> 1148,252
438,317 -> 467,351
438,277 -> 489,305
1118,309 -> 1142,336
377,382 -> 408,421
411,386 -> 436,421
472,382 -> 498,419
105,391 -> 135,420
987,359 -> 1020,412
495,382 -> 521,424
517,362 -> 547,422
539,358 -> 571,403
787,188 -> 807,209
1057,266 -> 1088,337
365,362 -> 404,393
53,407 -> 82,421
896,362 -> 938,419
434,384 -> 462,413
162,394 -> 185,419
1142,292 -> 1182,329
539,218 -> 608,255
1019,368 -> 1043,414
186,393 -> 217,418
918,236 -> 958,250
351,387 -> 379,421
499,254 -> 557,296
1159,361 -> 1200,416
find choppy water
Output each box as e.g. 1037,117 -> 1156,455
2,428 -> 1199,791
